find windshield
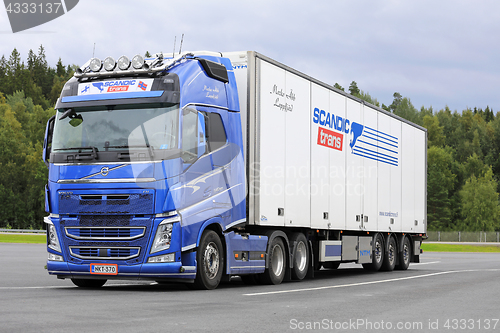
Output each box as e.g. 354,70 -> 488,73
52,103 -> 179,154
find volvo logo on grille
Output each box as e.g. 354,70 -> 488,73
100,167 -> 110,177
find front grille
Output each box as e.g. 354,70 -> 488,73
58,190 -> 154,215
69,246 -> 141,260
60,215 -> 152,264
65,227 -> 146,240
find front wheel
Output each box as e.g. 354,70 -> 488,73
262,237 -> 286,285
193,230 -> 224,290
71,279 -> 107,288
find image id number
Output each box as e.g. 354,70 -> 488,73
5,2 -> 62,14
444,319 -> 499,330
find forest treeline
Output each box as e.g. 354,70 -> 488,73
0,46 -> 498,231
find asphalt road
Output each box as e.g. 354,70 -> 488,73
1,243 -> 500,333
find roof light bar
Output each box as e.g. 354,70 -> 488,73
74,52 -> 194,79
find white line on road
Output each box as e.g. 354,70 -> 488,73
243,269 -> 500,296
0,286 -> 74,290
411,261 -> 441,265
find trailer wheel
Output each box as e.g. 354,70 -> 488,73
362,233 -> 384,271
262,237 -> 286,285
396,236 -> 411,270
290,233 -> 309,280
382,235 -> 397,271
193,230 -> 224,290
71,279 -> 106,288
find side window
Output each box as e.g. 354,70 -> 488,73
182,108 -> 207,163
206,113 -> 227,151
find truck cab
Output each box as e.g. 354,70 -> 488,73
43,52 -> 260,289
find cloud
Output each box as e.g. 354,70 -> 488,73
1,0 -> 499,112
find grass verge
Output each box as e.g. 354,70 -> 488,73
0,233 -> 45,244
421,243 -> 500,252
1,234 -> 499,252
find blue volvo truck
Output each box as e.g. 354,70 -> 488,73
43,51 -> 426,289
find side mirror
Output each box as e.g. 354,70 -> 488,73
43,115 -> 55,167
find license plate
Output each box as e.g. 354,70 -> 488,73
90,264 -> 118,275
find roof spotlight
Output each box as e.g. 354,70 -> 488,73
132,54 -> 145,69
117,55 -> 130,70
103,56 -> 116,71
89,58 -> 102,72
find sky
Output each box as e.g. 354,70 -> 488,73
0,0 -> 499,113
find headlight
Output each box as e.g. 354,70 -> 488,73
47,223 -> 61,253
151,221 -> 174,253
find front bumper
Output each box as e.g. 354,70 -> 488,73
47,260 -> 196,280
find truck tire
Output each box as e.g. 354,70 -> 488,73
262,237 -> 286,285
396,236 -> 411,270
71,279 -> 106,288
290,233 -> 309,280
362,233 -> 384,271
381,235 -> 397,271
193,230 -> 224,290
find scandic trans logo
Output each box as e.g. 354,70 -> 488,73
78,79 -> 152,96
313,107 -> 399,166
3,0 -> 79,33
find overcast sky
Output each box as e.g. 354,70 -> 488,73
1,0 -> 499,112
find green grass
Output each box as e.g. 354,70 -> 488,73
0,233 -> 46,244
1,234 -> 499,251
421,243 -> 500,252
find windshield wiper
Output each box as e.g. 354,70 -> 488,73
106,144 -> 155,159
54,146 -> 99,160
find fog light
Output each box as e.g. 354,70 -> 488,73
103,56 -> 116,71
147,253 -> 175,263
89,58 -> 102,72
48,253 -> 63,261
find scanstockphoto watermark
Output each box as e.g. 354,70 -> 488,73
3,0 -> 79,33
290,318 -> 424,331
290,318 -> 499,331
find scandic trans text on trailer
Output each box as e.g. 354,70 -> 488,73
43,51 -> 426,289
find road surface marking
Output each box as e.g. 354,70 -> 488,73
243,269 -> 500,296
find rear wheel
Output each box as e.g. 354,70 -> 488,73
193,230 -> 224,290
290,233 -> 309,280
71,279 -> 106,288
262,237 -> 286,285
362,233 -> 384,271
396,236 -> 411,270
382,235 -> 397,271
